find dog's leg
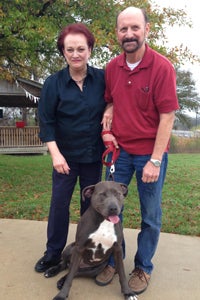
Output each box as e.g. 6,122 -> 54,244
53,247 -> 82,300
113,244 -> 137,300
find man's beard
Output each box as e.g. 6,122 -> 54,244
121,38 -> 142,53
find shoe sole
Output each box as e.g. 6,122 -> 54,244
129,279 -> 150,295
35,268 -> 46,273
95,276 -> 114,286
95,271 -> 117,287
34,260 -> 61,273
132,285 -> 148,295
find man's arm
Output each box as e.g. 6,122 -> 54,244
101,103 -> 119,148
101,103 -> 113,130
151,111 -> 175,161
142,111 -> 175,183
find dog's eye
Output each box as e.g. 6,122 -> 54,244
99,192 -> 107,202
99,192 -> 106,197
110,189 -> 121,197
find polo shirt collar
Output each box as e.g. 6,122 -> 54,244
118,44 -> 153,70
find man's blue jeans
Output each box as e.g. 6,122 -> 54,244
106,148 -> 168,274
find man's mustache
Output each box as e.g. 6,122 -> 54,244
122,38 -> 138,45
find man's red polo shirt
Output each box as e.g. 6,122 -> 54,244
105,44 -> 179,155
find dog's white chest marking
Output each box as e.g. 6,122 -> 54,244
88,220 -> 117,261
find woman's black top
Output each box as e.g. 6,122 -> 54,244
38,65 -> 106,163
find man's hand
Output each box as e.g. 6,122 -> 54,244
102,131 -> 119,149
142,161 -> 160,183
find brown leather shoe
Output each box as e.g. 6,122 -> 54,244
95,265 -> 116,286
128,268 -> 151,294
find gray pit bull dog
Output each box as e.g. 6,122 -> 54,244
45,181 -> 137,300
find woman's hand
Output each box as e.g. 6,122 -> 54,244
47,141 -> 70,174
52,153 -> 70,174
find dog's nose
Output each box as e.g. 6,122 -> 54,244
108,205 -> 118,215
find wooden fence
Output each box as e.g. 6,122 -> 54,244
0,126 -> 48,154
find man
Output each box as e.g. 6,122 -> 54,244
96,7 -> 179,295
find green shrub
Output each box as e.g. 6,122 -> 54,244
170,135 -> 200,153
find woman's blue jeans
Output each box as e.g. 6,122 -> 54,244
106,148 -> 168,274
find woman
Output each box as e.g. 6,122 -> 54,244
35,23 -> 106,273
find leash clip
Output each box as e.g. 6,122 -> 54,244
108,163 -> 115,181
110,164 -> 115,174
102,141 -> 120,181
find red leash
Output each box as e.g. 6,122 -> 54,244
101,131 -> 120,167
102,141 -> 120,167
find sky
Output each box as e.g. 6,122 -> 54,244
153,0 -> 200,93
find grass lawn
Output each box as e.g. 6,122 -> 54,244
0,153 -> 199,236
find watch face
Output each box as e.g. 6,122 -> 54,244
150,159 -> 161,167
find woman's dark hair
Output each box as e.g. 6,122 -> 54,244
57,23 -> 95,56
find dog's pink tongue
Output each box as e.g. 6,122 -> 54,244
108,215 -> 120,224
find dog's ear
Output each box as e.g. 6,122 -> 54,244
82,185 -> 95,201
120,183 -> 128,197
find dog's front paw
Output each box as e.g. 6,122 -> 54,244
124,293 -> 138,300
57,275 -> 67,290
45,265 -> 61,278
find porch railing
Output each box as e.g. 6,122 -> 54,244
0,126 -> 48,154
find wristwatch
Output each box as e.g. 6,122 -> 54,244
150,159 -> 161,167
